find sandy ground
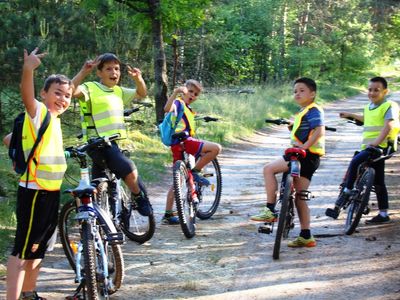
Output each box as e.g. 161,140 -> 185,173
1,92 -> 400,300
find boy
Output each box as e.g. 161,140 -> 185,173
6,48 -> 73,300
251,77 -> 325,247
162,80 -> 222,224
72,53 -> 152,216
326,76 -> 399,223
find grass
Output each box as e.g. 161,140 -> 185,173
0,71 -> 397,264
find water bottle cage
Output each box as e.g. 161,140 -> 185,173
296,190 -> 312,201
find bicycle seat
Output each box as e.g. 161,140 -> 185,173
285,147 -> 307,159
172,131 -> 189,141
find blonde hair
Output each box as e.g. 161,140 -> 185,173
185,79 -> 203,92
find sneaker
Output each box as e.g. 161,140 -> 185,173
192,171 -> 210,186
365,214 -> 390,224
287,236 -> 316,248
250,207 -> 277,222
132,191 -> 153,216
161,214 -> 180,225
335,191 -> 351,207
21,291 -> 47,300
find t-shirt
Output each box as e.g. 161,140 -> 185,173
295,107 -> 324,144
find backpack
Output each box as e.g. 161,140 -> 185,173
8,110 -> 51,175
158,106 -> 184,146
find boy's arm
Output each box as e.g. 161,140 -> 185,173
3,133 -> 12,148
72,59 -> 97,99
21,48 -> 47,118
164,86 -> 187,112
296,126 -> 325,150
369,120 -> 393,147
339,112 -> 364,123
127,66 -> 147,99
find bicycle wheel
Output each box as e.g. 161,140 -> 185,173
345,167 -> 375,235
273,174 -> 293,260
196,158 -> 222,220
81,221 -> 98,300
173,160 -> 196,238
59,199 -> 80,270
96,181 -> 114,220
119,178 -> 155,243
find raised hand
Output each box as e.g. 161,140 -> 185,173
127,65 -> 143,79
23,47 -> 47,71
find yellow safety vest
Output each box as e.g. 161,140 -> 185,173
290,102 -> 325,156
80,82 -> 127,141
20,103 -> 67,191
174,99 -> 196,137
362,100 -> 400,151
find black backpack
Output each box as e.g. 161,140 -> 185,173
8,111 -> 51,175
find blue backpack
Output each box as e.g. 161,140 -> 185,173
158,107 -> 184,146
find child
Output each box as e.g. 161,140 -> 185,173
326,76 -> 399,223
6,48 -> 73,300
72,53 -> 152,216
251,77 -> 325,248
162,80 -> 222,224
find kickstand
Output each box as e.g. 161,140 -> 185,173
65,281 -> 86,300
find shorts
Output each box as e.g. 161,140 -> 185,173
284,151 -> 320,181
12,186 -> 60,260
171,137 -> 204,163
88,141 -> 136,179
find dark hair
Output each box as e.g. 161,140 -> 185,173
370,76 -> 387,89
185,79 -> 203,92
43,74 -> 73,92
97,53 -> 121,70
294,77 -> 317,92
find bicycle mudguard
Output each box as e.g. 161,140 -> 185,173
93,202 -> 119,234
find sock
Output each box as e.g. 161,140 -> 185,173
132,191 -> 142,199
379,211 -> 388,217
300,229 -> 311,239
266,203 -> 275,213
165,210 -> 174,217
192,168 -> 201,173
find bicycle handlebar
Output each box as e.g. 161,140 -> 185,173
265,118 -> 336,132
66,134 -> 121,158
195,116 -> 219,122
343,116 -> 364,126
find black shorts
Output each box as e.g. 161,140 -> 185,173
11,187 -> 60,260
88,141 -> 136,179
284,152 -> 320,181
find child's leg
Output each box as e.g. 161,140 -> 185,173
6,255 -> 27,300
165,186 -> 175,212
21,259 -> 41,293
194,141 -> 221,171
263,157 -> 289,205
294,177 -> 311,230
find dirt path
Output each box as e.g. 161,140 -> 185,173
1,92 -> 400,300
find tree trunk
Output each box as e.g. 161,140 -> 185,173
148,0 -> 168,123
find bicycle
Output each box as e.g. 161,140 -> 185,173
59,135 -> 125,299
172,116 -> 223,238
258,118 -> 336,259
325,117 -> 396,235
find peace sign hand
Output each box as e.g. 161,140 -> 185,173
23,47 -> 47,71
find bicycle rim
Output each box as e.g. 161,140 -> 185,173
174,160 -> 196,238
119,178 -> 155,243
345,168 -> 375,235
196,158 -> 222,220
273,175 -> 293,260
59,199 -> 80,271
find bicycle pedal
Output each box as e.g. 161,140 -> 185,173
106,232 -> 125,244
258,225 -> 272,234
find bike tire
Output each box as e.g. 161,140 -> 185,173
273,174 -> 293,260
119,177 -> 155,243
173,160 -> 196,238
196,158 -> 222,220
345,167 -> 375,235
58,199 -> 80,270
96,181 -> 113,220
82,221 -> 99,300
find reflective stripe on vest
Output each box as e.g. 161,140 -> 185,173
175,99 -> 196,136
362,100 -> 400,151
80,82 -> 126,141
290,102 -> 325,156
21,103 -> 67,190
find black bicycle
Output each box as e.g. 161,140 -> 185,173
172,116 -> 222,238
59,136 -> 125,299
259,118 -> 336,259
325,117 -> 395,235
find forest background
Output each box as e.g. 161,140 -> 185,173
0,0 -> 400,263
